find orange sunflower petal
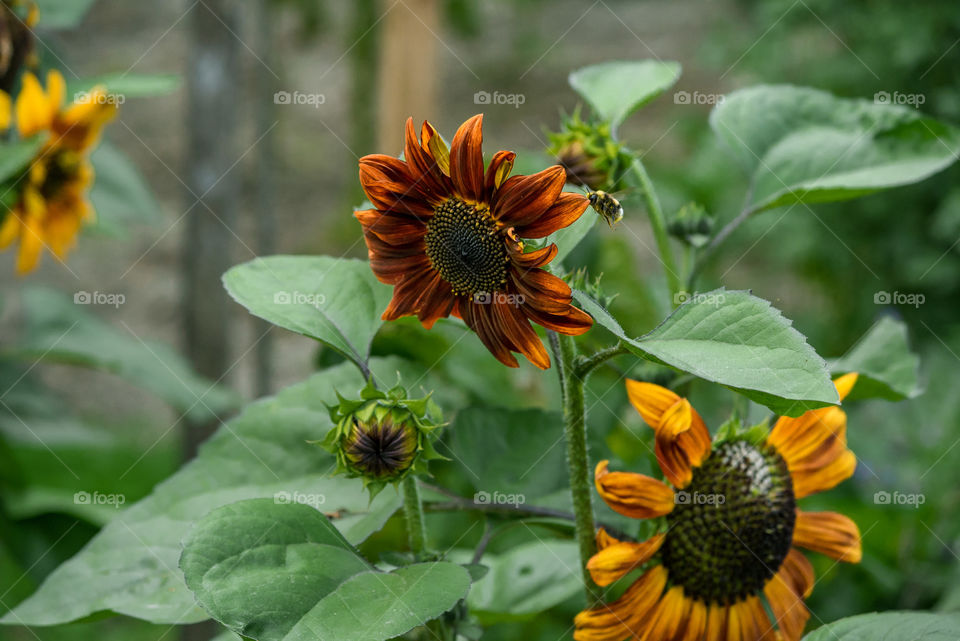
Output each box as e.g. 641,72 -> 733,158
595,527 -> 621,551
705,603 -> 727,641
791,449 -> 856,499
625,380 -> 684,432
420,121 -> 450,175
793,510 -> 862,563
679,597 -> 708,641
484,150 -> 515,196
515,191 -> 590,238
573,565 -> 667,641
586,533 -> 664,587
638,586 -> 686,641
403,118 -> 447,201
492,165 -> 566,227
594,460 -> 674,519
448,113 -> 485,202
764,550 -> 813,641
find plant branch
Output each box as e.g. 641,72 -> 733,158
574,342 -> 631,378
401,476 -> 428,558
630,158 -> 682,303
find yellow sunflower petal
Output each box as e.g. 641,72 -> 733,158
834,372 -> 858,400
679,597 -> 707,641
594,460 -> 675,519
421,121 -> 450,175
638,585 -> 686,641
764,550 -> 813,641
705,603 -> 727,641
0,91 -> 11,130
0,208 -> 22,248
45,69 -> 66,113
625,379 -> 683,431
586,533 -> 664,587
793,510 -> 862,563
595,526 -> 621,551
15,71 -> 53,137
573,565 -> 667,641
16,208 -> 45,274
791,449 -> 856,499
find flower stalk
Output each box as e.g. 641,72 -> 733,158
402,476 -> 428,558
630,158 -> 682,302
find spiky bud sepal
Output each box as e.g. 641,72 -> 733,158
320,378 -> 445,499
547,108 -> 632,192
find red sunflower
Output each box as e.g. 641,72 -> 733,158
356,114 -> 593,369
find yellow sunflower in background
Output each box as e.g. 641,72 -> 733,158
575,373 -> 862,641
0,69 -> 116,273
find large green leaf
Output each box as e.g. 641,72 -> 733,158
575,288 -> 837,416
711,85 -> 960,214
0,360 -> 406,626
831,316 -> 921,401
223,256 -> 393,371
546,201 -> 596,266
11,287 -> 238,422
34,0 -> 96,28
88,142 -> 163,236
68,73 -> 181,100
462,540 -> 580,622
0,135 -> 46,184
569,60 -> 681,127
181,499 -> 470,641
802,611 -> 960,641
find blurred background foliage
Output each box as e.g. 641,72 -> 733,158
1,0 -> 959,640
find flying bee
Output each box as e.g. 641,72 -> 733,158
587,190 -> 624,228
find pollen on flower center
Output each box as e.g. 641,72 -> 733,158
424,198 -> 509,296
662,440 -> 796,604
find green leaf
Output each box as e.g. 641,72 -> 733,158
569,60 -> 681,127
88,142 -> 163,236
0,359 -> 406,626
448,407 -> 568,499
831,316 -> 921,401
461,540 -> 581,622
181,499 -> 470,641
223,256 -> 393,371
802,611 -> 960,641
0,135 -> 46,184
575,288 -> 838,416
68,73 -> 181,100
12,287 -> 238,422
711,85 -> 960,214
34,0 -> 96,28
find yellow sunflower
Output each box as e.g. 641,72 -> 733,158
575,373 -> 862,641
0,69 -> 116,273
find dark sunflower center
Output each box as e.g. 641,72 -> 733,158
345,419 -> 416,480
424,198 -> 508,296
40,151 -> 81,199
662,440 -> 795,605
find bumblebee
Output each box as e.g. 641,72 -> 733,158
587,190 -> 624,228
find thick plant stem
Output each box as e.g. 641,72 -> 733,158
402,477 -> 428,558
553,330 -> 601,604
575,342 -> 630,378
631,159 -> 682,303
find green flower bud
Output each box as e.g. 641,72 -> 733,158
547,109 -> 631,192
322,379 -> 444,498
668,202 -> 714,248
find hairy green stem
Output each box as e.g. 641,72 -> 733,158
631,159 -> 682,303
552,330 -> 601,603
401,476 -> 428,557
575,342 -> 630,378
